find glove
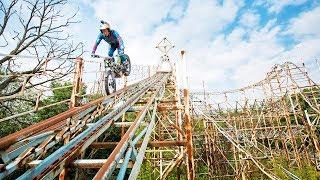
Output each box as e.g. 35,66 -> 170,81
91,53 -> 99,58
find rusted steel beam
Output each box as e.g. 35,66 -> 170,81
135,101 -> 148,104
184,89 -> 195,180
72,160 -> 133,169
63,59 -> 84,180
28,159 -> 133,169
161,152 -> 184,180
157,103 -> 183,111
0,108 -> 78,150
90,141 -> 187,149
127,106 -> 158,180
70,58 -> 83,108
90,142 -> 118,148
94,90 -> 158,179
159,100 -> 178,103
172,123 -> 185,136
0,81 -> 137,150
131,140 -> 187,148
16,74 -> 166,179
181,48 -> 195,180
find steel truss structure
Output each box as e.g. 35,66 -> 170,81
0,38 -> 195,179
191,62 -> 320,179
3,37 -> 319,180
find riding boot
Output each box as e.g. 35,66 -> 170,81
119,54 -> 127,65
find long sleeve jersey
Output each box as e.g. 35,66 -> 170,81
92,30 -> 124,54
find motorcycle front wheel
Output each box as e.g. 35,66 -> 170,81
105,70 -> 116,95
122,54 -> 131,76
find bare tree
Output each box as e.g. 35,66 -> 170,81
0,0 -> 83,118
0,0 -> 18,46
0,0 -> 83,97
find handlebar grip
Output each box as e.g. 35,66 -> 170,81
91,54 -> 100,58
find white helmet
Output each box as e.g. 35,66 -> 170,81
100,23 -> 110,30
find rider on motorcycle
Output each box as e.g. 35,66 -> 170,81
91,21 -> 126,64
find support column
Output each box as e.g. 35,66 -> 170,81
61,57 -> 83,180
70,57 -> 84,108
181,50 -> 195,180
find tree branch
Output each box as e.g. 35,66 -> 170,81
0,0 -> 18,37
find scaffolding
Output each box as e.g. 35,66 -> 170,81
191,62 -> 320,179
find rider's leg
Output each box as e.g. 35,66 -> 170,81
108,46 -> 117,57
107,46 -> 116,64
118,48 -> 126,64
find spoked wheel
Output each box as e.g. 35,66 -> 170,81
105,71 -> 116,95
122,54 -> 131,76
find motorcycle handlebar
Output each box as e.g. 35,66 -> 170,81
92,54 -> 114,60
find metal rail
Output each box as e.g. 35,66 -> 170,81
14,73 -> 168,179
94,73 -> 168,179
0,73 -> 167,179
1,38 -> 197,180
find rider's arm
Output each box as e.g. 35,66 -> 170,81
92,33 -> 103,54
113,31 -> 125,51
